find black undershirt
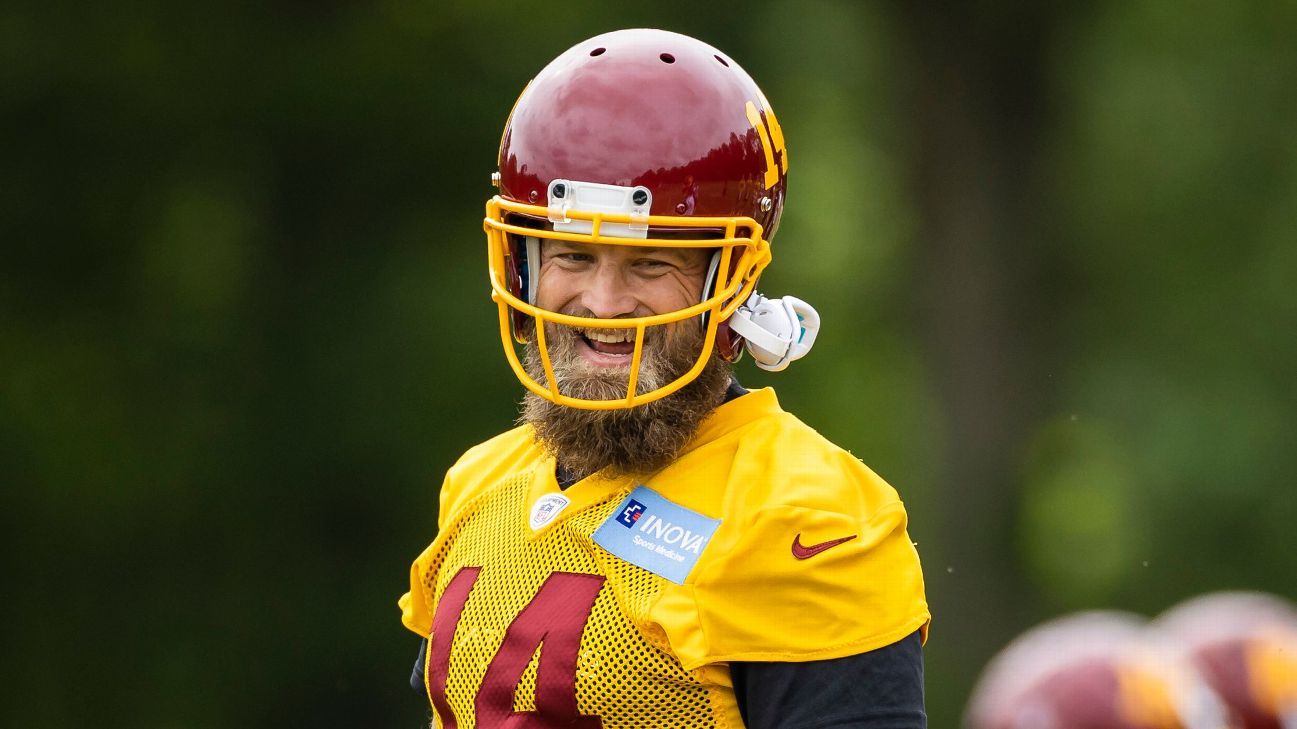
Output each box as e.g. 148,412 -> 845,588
410,379 -> 927,727
409,632 -> 925,728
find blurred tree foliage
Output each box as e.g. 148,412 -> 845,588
3,1 -> 1294,727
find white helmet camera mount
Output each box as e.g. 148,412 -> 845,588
727,292 -> 820,372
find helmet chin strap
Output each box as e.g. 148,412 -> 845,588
727,292 -> 820,372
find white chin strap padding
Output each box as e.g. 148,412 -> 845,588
727,292 -> 820,372
525,236 -> 540,304
698,251 -> 722,329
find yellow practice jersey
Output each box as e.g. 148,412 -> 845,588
399,388 -> 930,728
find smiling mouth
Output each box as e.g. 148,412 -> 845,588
578,327 -> 637,357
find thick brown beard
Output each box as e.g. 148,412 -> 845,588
519,318 -> 732,481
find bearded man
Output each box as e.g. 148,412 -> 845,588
399,29 -> 930,729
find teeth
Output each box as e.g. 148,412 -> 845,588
583,328 -> 635,344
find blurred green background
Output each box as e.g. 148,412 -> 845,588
4,1 -> 1295,726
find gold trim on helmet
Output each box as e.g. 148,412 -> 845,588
484,195 -> 772,410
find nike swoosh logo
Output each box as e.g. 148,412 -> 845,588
791,533 -> 858,560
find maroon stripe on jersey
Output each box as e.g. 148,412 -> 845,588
475,572 -> 606,728
428,567 -> 482,728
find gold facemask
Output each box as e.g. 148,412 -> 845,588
484,195 -> 771,410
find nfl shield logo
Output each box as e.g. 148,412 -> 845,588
528,493 -> 571,531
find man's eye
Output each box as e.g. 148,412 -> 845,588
636,259 -> 673,270
556,252 -> 591,263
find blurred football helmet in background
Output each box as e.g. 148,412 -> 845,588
1152,592 -> 1297,729
965,611 -> 1233,729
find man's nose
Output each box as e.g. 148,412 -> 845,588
578,263 -> 638,319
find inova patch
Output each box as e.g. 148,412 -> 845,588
594,485 -> 720,585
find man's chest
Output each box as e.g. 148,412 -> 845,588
421,477 -> 734,728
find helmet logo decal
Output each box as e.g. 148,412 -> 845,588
745,99 -> 788,189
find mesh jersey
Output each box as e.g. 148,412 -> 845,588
399,388 -> 930,728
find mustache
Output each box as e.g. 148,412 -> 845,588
519,312 -> 670,347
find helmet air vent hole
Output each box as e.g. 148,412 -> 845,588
714,54 -> 729,67
659,53 -> 675,64
590,47 -> 606,56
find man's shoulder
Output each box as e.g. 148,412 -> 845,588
730,403 -> 903,519
448,423 -> 539,474
741,403 -> 841,452
706,387 -> 855,459
725,399 -> 871,472
670,400 -> 930,669
439,424 -> 543,510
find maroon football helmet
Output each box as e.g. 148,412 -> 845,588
483,29 -> 795,409
965,612 -> 1233,729
497,29 -> 787,239
1151,592 -> 1297,729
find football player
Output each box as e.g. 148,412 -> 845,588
964,611 -> 1234,729
1151,591 -> 1297,729
399,28 -> 930,728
